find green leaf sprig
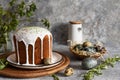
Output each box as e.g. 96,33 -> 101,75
0,58 -> 8,70
41,18 -> 50,29
83,56 -> 120,80
51,74 -> 60,80
0,0 -> 36,50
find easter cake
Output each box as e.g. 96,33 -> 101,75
13,27 -> 52,65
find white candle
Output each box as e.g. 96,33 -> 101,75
68,21 -> 83,46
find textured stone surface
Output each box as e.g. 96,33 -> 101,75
0,0 -> 120,80
32,0 -> 120,49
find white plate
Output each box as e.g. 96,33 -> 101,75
7,52 -> 63,69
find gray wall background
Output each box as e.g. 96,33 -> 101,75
1,0 -> 120,49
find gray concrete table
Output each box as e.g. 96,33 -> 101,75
0,44 -> 120,80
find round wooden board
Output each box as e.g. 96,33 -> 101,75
0,51 -> 70,78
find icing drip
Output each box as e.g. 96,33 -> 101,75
14,27 -> 52,65
41,40 -> 43,59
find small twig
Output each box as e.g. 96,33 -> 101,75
51,74 -> 60,80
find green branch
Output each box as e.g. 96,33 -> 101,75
51,74 -> 60,80
0,58 -> 8,70
83,56 -> 120,80
41,18 -> 50,29
0,0 -> 36,50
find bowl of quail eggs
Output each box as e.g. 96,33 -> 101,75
70,41 -> 107,60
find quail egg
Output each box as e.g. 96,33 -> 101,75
83,41 -> 93,47
64,67 -> 74,76
73,44 -> 82,50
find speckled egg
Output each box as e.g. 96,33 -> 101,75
81,57 -> 98,70
64,67 -> 74,76
73,44 -> 83,50
83,41 -> 93,47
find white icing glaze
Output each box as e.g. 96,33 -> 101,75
14,27 -> 52,65
41,40 -> 43,59
15,27 -> 51,45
